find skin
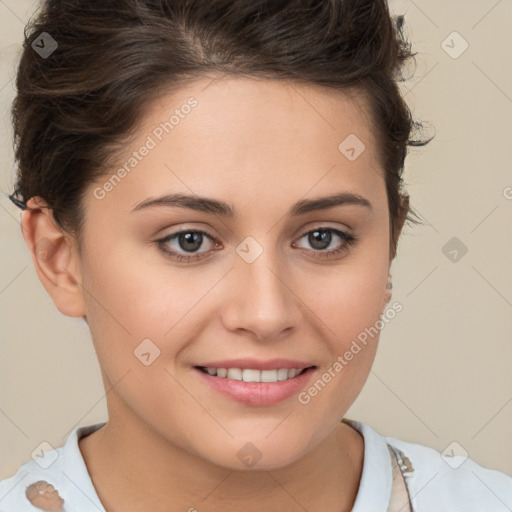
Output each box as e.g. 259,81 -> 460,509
22,75 -> 408,512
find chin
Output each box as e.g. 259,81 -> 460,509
198,433 -> 312,472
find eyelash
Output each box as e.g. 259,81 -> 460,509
155,227 -> 358,263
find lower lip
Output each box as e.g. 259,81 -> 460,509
193,367 -> 316,406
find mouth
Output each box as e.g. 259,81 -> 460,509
194,366 -> 314,382
192,364 -> 317,406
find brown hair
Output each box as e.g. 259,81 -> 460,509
8,0 -> 431,255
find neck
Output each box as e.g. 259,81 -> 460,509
79,403 -> 364,512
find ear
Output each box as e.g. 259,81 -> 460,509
389,193 -> 409,262
20,197 -> 86,317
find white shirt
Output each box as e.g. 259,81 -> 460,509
1,419 -> 511,511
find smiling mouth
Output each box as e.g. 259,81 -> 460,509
194,366 -> 315,383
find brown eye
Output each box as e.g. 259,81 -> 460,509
293,227 -> 357,259
156,229 -> 220,262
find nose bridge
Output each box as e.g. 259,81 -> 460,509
223,237 -> 299,339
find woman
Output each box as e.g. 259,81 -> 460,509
1,0 -> 511,511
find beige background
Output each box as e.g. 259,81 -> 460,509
1,0 -> 511,480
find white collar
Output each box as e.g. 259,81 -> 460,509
1,418 -> 393,511
66,418 -> 393,511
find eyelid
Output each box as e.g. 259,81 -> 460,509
297,222 -> 353,236
157,228 -> 220,248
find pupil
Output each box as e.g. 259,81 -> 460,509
179,232 -> 202,252
309,230 -> 331,250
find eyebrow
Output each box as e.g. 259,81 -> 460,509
131,192 -> 372,216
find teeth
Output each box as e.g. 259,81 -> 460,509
202,367 -> 306,382
277,368 -> 289,381
243,369 -> 260,382
227,368 -> 242,380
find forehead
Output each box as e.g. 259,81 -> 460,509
142,75 -> 376,162
91,75 -> 385,216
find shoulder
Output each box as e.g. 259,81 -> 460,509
385,434 -> 512,511
0,445 -> 66,511
344,418 -> 512,511
0,422 -> 106,512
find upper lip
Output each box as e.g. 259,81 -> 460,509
195,358 -> 316,371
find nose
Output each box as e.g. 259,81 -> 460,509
220,249 -> 301,341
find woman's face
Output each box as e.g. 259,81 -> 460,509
77,75 -> 393,469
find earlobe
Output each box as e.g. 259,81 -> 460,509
20,197 -> 86,318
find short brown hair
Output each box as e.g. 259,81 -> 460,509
9,0 -> 431,255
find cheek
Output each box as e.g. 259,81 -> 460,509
309,235 -> 389,342
295,274 -> 385,416
81,234 -> 185,332
301,232 -> 389,395
305,271 -> 384,382
80,236 -> 221,377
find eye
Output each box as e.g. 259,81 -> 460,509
293,227 -> 357,259
156,229 -> 221,262
155,226 -> 357,263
